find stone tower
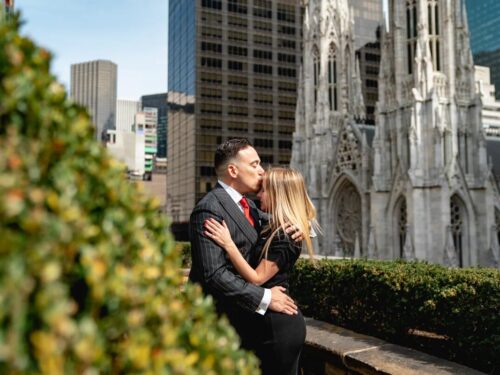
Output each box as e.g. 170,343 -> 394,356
292,0 -> 369,255
372,0 -> 499,266
292,0 -> 500,267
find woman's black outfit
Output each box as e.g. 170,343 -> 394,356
252,230 -> 306,375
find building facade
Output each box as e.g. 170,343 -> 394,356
135,108 -> 158,180
293,0 -> 500,267
465,0 -> 500,101
167,0 -> 303,238
116,99 -> 140,133
141,93 -> 168,158
351,0 -> 384,125
70,60 -> 117,141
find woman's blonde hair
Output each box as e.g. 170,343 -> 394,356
260,167 -> 319,259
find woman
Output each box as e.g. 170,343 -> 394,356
204,167 -> 318,375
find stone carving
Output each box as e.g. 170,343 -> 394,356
291,0 -> 499,267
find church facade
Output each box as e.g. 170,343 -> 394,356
291,0 -> 500,267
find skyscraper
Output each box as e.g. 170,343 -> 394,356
141,93 -> 168,158
116,99 -> 141,133
465,0 -> 500,100
70,60 -> 117,141
167,0 -> 303,238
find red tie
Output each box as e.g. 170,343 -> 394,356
240,197 -> 255,227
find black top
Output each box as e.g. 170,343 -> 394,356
254,229 -> 303,290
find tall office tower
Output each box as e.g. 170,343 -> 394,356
141,93 -> 168,158
70,60 -> 117,141
116,99 -> 141,133
465,0 -> 500,100
351,0 -> 384,125
168,0 -> 303,238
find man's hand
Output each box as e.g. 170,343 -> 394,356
269,286 -> 298,315
285,223 -> 304,242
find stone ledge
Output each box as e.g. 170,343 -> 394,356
302,318 -> 486,375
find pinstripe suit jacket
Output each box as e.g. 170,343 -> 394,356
189,183 -> 266,315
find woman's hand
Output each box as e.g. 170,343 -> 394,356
204,218 -> 236,251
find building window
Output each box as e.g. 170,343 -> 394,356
253,64 -> 273,75
254,138 -> 273,148
328,43 -> 338,111
201,0 -> 222,10
397,198 -> 407,258
228,60 -> 245,71
228,0 -> 247,14
278,39 -> 296,49
406,0 -> 417,74
278,53 -> 296,64
450,195 -> 466,267
254,49 -> 273,60
313,46 -> 320,110
201,41 -> 222,53
278,67 -> 296,77
428,0 -> 441,71
228,45 -> 248,56
253,0 -> 272,19
201,57 -> 222,69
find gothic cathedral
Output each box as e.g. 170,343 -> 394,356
292,0 -> 500,267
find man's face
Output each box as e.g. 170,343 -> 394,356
231,146 -> 265,194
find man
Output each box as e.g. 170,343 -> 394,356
189,138 -> 298,352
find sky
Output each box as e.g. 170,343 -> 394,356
15,0 -> 168,101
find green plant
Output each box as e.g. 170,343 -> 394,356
175,241 -> 192,268
0,12 -> 259,374
290,259 -> 500,373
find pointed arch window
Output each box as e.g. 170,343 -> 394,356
328,43 -> 338,111
450,195 -> 465,267
406,0 -> 417,74
428,0 -> 441,71
396,198 -> 408,258
313,46 -> 320,110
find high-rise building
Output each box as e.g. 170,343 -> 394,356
351,0 -> 384,125
167,0 -> 303,238
70,60 -> 117,141
465,0 -> 500,100
116,99 -> 140,133
141,93 -> 168,158
135,108 -> 158,180
475,65 -> 500,137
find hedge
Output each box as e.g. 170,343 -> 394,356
0,12 -> 259,374
289,259 -> 500,373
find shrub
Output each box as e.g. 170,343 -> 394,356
0,13 -> 259,374
290,259 -> 500,373
175,241 -> 192,268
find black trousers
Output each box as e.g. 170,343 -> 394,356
224,305 -> 306,374
256,309 -> 306,375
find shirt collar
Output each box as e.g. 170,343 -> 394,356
218,180 -> 244,206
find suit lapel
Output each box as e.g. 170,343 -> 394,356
213,185 -> 258,244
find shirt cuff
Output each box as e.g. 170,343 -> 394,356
256,288 -> 271,315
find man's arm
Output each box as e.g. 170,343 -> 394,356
190,205 -> 265,312
190,205 -> 297,315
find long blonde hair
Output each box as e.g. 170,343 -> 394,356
260,168 -> 319,259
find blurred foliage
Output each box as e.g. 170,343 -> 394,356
290,259 -> 500,373
175,242 -> 192,268
0,12 -> 259,374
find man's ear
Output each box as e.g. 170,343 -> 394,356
227,163 -> 238,178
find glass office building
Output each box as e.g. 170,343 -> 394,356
167,0 -> 303,239
465,0 -> 500,100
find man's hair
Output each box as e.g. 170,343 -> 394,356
214,138 -> 252,177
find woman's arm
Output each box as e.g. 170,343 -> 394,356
204,218 -> 279,285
